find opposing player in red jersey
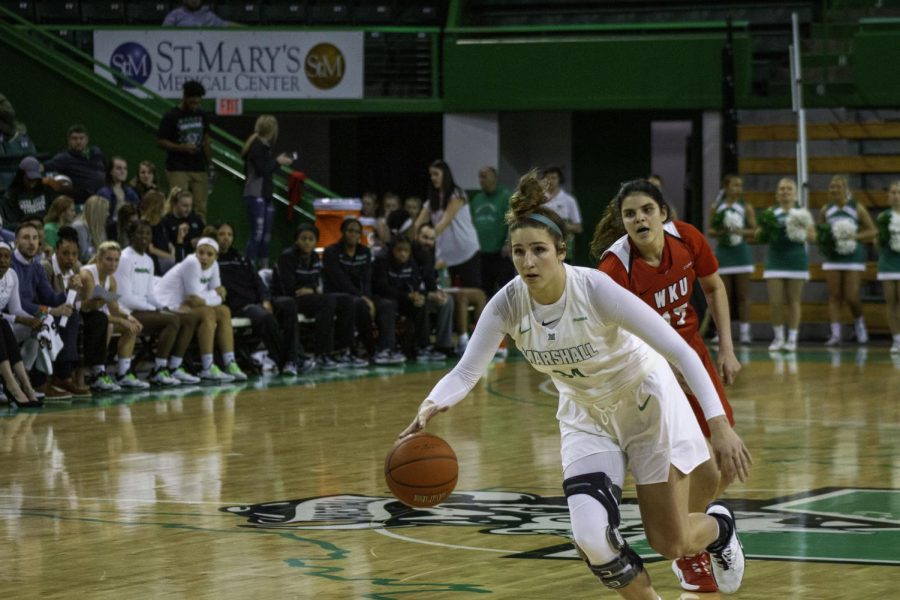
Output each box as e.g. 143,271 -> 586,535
592,179 -> 742,594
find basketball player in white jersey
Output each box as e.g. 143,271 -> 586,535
400,171 -> 752,598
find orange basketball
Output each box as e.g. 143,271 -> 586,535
384,432 -> 458,508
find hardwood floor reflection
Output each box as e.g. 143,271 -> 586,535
1,348 -> 898,599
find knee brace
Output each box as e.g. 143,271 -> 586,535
563,472 -> 644,590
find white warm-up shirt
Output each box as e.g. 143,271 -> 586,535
115,247 -> 164,312
156,254 -> 222,310
0,269 -> 32,324
546,189 -> 582,226
431,191 -> 480,268
426,265 -> 724,427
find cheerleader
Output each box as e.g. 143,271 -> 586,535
876,180 -> 900,353
817,175 -> 877,345
758,178 -> 816,351
708,174 -> 757,344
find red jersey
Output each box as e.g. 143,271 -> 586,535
598,221 -> 718,343
598,221 -> 733,436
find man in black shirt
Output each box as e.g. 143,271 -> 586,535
160,189 -> 205,262
412,223 -> 454,356
44,124 -> 106,204
156,80 -> 211,219
322,218 -> 403,365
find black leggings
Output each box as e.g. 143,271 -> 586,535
0,319 -> 22,364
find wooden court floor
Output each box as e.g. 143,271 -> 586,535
1,345 -> 898,599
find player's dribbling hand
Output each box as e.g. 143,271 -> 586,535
708,417 -> 753,483
398,399 -> 446,439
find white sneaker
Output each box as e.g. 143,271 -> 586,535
706,502 -> 745,594
783,339 -> 797,352
117,372 -> 150,390
171,367 -> 201,384
709,334 -> 720,346
91,373 -> 121,393
768,339 -> 784,352
890,342 -> 900,355
225,362 -> 248,381
372,349 -> 397,365
855,323 -> 868,344
824,335 -> 841,347
457,332 -> 470,354
149,368 -> 179,386
739,333 -> 752,345
199,365 -> 235,383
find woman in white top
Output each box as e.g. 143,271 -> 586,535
415,160 -> 486,350
156,237 -> 247,382
401,172 -> 752,598
80,241 -> 149,392
0,241 -> 42,407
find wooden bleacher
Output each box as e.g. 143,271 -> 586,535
738,121 -> 900,141
739,155 -> 900,174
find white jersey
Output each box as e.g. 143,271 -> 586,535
546,189 -> 582,225
156,254 -> 222,310
426,265 -> 724,423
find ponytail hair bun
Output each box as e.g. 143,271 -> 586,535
506,170 -> 548,225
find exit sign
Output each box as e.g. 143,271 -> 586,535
216,98 -> 243,116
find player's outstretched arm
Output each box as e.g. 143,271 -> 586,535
398,399 -> 447,438
708,416 -> 753,483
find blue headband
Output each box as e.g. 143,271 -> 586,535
526,213 -> 563,237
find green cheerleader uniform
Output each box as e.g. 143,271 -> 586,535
877,209 -> 900,281
822,199 -> 866,271
763,206 -> 809,280
713,200 -> 754,274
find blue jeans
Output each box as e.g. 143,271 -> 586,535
244,195 -> 274,265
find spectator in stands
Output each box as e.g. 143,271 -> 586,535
79,241 -> 150,391
709,174 -> 757,345
404,196 -> 423,224
156,237 -> 248,382
43,195 -> 76,248
161,188 -> 205,262
43,226 -> 95,396
759,178 -> 815,352
140,190 -> 175,274
97,156 -> 139,234
273,223 -> 367,370
115,203 -> 140,248
1,156 -> 50,229
130,160 -> 160,200
373,235 -> 430,360
411,223 -> 460,357
241,115 -> 293,267
323,217 -> 404,365
215,222 -> 309,375
163,0 -> 231,27
45,124 -> 106,204
647,174 -> 664,190
818,174 -> 877,346
541,165 -> 583,262
385,208 -> 415,242
0,93 -> 38,194
878,181 -> 900,354
0,240 -> 42,408
116,220 -> 200,386
470,166 -> 514,295
375,192 -> 401,244
157,81 -> 211,219
415,159 -> 482,290
72,195 -> 109,263
12,222 -> 82,400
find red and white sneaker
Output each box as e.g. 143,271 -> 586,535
672,552 -> 718,593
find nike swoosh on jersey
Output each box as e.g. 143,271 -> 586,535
541,319 -> 560,327
638,395 -> 652,411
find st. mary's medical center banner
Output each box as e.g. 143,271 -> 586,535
93,30 -> 363,99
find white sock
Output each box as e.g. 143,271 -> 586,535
223,352 -> 235,365
201,354 -> 214,370
831,323 -> 841,338
855,316 -> 866,329
772,325 -> 784,341
788,329 -> 799,343
894,334 -> 900,345
117,357 -> 132,377
169,356 -> 183,370
92,365 -> 106,376
155,358 -> 167,370
739,322 -> 750,336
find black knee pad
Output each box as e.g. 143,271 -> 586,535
563,472 -> 643,590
